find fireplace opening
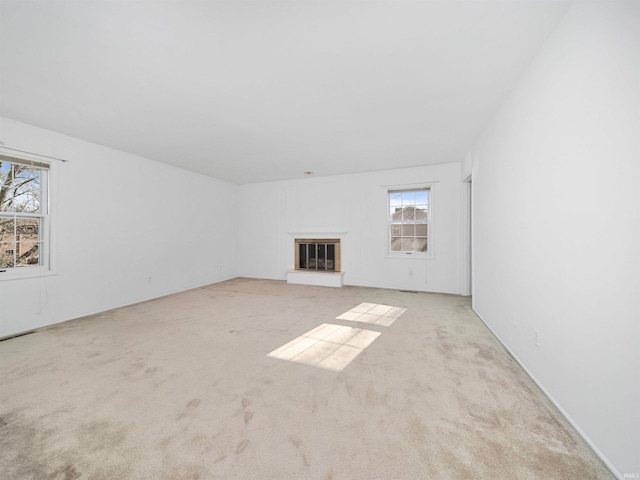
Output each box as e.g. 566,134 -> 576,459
295,239 -> 340,272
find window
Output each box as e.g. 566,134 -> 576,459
388,187 -> 430,255
0,154 -> 50,272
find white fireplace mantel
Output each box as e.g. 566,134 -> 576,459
287,230 -> 348,236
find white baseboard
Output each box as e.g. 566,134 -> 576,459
473,309 -> 622,480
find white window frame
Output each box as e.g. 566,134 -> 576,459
0,153 -> 56,281
386,185 -> 433,259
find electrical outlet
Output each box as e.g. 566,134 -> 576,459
534,329 -> 540,347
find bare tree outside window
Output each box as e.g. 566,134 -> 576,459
0,158 -> 47,269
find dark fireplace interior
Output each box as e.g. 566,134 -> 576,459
295,239 -> 340,272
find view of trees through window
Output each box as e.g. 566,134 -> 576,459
388,188 -> 429,253
0,159 -> 45,269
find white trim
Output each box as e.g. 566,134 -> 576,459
459,178 -> 472,296
0,267 -> 57,282
386,184 -> 433,259
380,181 -> 440,188
385,251 -> 431,260
287,230 -> 347,236
0,144 -> 69,163
0,154 -> 56,279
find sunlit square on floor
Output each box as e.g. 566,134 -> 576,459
267,323 -> 381,372
336,303 -> 407,326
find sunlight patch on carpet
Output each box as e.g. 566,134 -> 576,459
267,323 -> 381,372
336,302 -> 406,326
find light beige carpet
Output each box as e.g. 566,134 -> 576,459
0,278 -> 613,479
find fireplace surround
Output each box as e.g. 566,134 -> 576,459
287,237 -> 345,287
295,238 -> 341,272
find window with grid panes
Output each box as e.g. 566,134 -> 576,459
0,155 -> 49,272
388,187 -> 429,255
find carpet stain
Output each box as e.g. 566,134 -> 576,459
48,463 -> 80,480
158,436 -> 173,449
235,439 -> 250,455
365,383 -> 389,406
78,420 -> 128,450
468,410 -> 501,430
288,435 -> 310,468
438,341 -> 454,358
175,398 -> 202,419
162,463 -> 204,480
243,411 -> 254,425
473,344 -> 496,362
288,435 -> 302,449
409,418 -> 429,442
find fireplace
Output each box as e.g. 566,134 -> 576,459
295,238 -> 340,272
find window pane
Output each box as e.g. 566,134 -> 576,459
390,206 -> 402,220
415,190 -> 428,204
416,224 -> 428,236
389,192 -> 402,208
0,162 -> 41,213
416,238 -> 428,252
390,237 -> 403,252
402,238 -> 415,251
0,242 -> 14,268
16,218 -> 39,237
0,217 -> 14,241
16,240 -> 39,266
13,168 -> 41,213
8,218 -> 41,266
0,163 -> 13,212
401,191 -> 415,205
401,224 -> 415,236
415,206 -> 428,221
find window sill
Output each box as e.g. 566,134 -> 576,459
386,252 -> 433,260
0,268 -> 57,282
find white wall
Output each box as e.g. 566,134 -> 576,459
0,117 -> 238,338
468,1 -> 639,477
238,163 -> 462,294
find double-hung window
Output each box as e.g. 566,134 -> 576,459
0,155 -> 50,273
388,187 -> 430,256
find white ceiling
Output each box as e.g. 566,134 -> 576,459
0,0 -> 571,184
